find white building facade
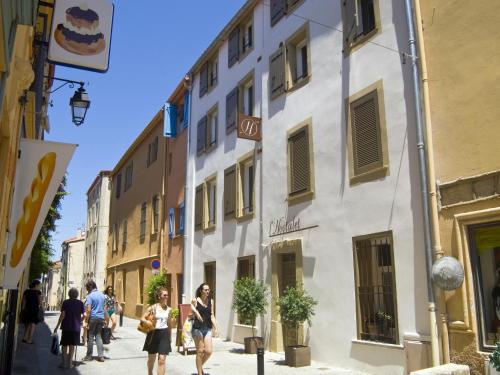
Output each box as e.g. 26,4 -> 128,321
60,232 -> 85,303
45,261 -> 61,310
184,1 -> 430,374
83,171 -> 111,290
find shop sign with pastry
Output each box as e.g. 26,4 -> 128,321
2,139 -> 76,289
48,0 -> 114,73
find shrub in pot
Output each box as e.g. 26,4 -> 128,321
276,285 -> 317,367
145,272 -> 169,306
489,342 -> 500,375
231,277 -> 268,354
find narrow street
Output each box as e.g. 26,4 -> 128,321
12,312 -> 368,375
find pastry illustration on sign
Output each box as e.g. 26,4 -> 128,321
54,4 -> 106,55
10,153 -> 56,267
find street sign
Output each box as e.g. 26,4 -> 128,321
151,259 -> 161,270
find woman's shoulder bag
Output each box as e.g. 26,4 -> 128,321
137,305 -> 156,334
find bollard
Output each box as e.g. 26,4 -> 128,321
119,311 -> 124,327
257,347 -> 264,375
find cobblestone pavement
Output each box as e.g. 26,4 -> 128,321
12,311 -> 371,375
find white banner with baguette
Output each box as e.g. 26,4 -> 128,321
2,139 -> 76,289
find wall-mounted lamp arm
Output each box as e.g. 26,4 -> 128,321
44,76 -> 85,94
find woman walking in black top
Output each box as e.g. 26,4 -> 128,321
21,279 -> 43,344
191,283 -> 219,375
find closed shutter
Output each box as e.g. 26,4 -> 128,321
165,103 -> 177,138
289,128 -> 310,196
351,91 -> 382,174
269,47 -> 285,99
197,116 -> 207,154
115,173 -> 121,198
343,0 -> 358,46
228,27 -> 240,67
199,62 -> 209,97
224,165 -> 236,219
225,87 -> 238,133
286,0 -> 301,11
195,185 -> 204,230
182,91 -> 190,128
270,0 -> 285,26
178,201 -> 185,234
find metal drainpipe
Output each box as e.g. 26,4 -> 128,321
412,0 -> 450,362
182,73 -> 194,303
403,0 -> 440,366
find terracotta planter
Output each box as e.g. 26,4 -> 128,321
285,345 -> 311,367
244,336 -> 264,354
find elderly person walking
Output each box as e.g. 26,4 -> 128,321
54,288 -> 85,368
82,280 -> 108,362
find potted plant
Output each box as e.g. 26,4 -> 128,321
276,285 -> 317,367
169,307 -> 179,329
231,277 -> 268,354
489,342 -> 500,375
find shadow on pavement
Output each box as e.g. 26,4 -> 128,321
13,319 -> 81,374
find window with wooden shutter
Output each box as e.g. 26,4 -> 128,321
269,46 -> 285,99
228,28 -> 239,67
288,127 -> 310,197
140,202 -> 146,242
286,0 -> 302,14
195,185 -> 204,230
115,173 -> 122,198
205,177 -> 217,228
224,165 -> 236,219
343,0 -> 378,50
197,116 -> 207,155
285,26 -> 309,91
351,90 -> 382,175
207,107 -> 218,150
270,0 -> 286,26
199,62 -> 209,97
237,157 -> 254,218
226,87 -> 238,133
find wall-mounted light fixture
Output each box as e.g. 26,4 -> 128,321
45,76 -> 91,126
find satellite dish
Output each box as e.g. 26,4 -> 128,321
432,256 -> 464,291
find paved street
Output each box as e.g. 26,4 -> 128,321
11,311 -> 370,375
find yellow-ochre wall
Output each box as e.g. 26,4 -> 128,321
420,0 -> 500,368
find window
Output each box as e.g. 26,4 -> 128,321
224,165 -> 236,220
237,256 -> 255,279
228,16 -> 253,68
147,136 -> 158,167
115,173 -> 122,198
122,219 -> 127,251
269,25 -> 310,99
177,202 -> 185,235
194,185 -> 204,231
343,0 -> 378,49
270,0 -> 304,26
287,122 -> 314,203
169,207 -> 175,239
226,72 -> 254,133
353,232 -> 398,345
114,223 -> 119,252
140,202 -> 147,242
205,177 -> 216,229
200,53 -> 218,97
197,105 -> 218,156
138,266 -> 144,304
124,162 -> 133,191
238,157 -> 254,217
347,81 -> 388,184
152,195 -> 159,234
207,107 -> 218,149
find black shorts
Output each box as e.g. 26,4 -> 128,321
143,329 -> 171,355
60,331 -> 80,346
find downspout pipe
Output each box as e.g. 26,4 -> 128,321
182,73 -> 193,303
412,0 -> 450,362
403,0 -> 440,366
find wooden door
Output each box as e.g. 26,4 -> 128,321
204,262 -> 216,314
279,253 -> 297,346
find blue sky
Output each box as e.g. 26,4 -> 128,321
46,0 -> 246,259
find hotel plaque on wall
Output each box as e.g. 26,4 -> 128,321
237,113 -> 262,141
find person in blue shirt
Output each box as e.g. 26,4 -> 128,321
82,280 -> 108,362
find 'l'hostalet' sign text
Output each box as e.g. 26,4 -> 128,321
269,217 -> 300,236
237,113 -> 262,141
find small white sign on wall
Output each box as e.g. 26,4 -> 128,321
48,0 -> 114,72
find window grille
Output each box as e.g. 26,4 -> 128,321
354,233 -> 398,344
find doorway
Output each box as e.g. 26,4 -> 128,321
204,262 -> 216,313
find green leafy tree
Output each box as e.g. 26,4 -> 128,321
29,176 -> 67,281
232,277 -> 268,337
276,285 -> 318,346
145,273 -> 169,306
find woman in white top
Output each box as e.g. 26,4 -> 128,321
141,287 -> 174,375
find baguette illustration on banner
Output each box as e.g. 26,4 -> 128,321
10,152 -> 57,267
